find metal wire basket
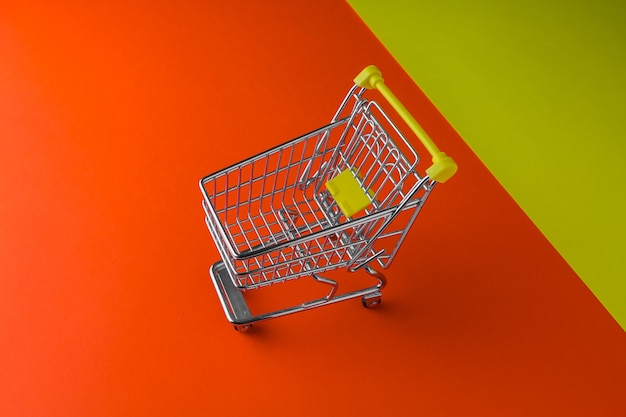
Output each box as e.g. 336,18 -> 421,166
199,65 -> 457,331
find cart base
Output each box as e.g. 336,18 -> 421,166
209,261 -> 386,330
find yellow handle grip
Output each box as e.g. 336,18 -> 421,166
354,65 -> 458,183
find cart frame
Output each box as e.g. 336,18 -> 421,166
199,66 -> 457,331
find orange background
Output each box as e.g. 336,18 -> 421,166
1,1 -> 625,416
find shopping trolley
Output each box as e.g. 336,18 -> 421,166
199,65 -> 457,331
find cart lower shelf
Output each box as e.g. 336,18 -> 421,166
210,261 -> 385,332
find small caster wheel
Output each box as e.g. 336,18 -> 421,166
234,324 -> 253,333
362,295 -> 382,309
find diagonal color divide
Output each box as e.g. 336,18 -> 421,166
348,0 -> 626,330
1,1 -> 625,416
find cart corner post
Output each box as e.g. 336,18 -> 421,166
354,65 -> 458,183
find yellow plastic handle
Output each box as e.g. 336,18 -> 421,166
354,65 -> 458,183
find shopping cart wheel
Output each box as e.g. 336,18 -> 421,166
362,293 -> 382,309
233,324 -> 253,333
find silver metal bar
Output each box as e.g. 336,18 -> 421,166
210,260 -> 383,326
349,249 -> 385,272
301,274 -> 339,307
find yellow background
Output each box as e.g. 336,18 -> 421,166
348,0 -> 626,329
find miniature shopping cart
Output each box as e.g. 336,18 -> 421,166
199,65 -> 457,331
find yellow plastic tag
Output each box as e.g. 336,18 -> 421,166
325,169 -> 372,218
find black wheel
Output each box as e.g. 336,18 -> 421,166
233,324 -> 253,332
362,295 -> 382,309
